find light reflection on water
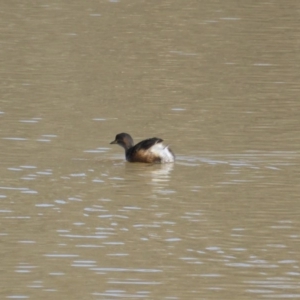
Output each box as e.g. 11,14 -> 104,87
1,152 -> 299,299
1,1 -> 300,298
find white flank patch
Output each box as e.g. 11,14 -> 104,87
149,143 -> 175,163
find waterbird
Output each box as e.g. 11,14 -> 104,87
110,133 -> 175,163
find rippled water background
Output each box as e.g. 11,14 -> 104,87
1,1 -> 300,299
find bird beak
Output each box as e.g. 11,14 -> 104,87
110,139 -> 118,144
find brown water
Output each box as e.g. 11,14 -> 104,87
1,1 -> 300,299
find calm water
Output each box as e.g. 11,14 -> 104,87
1,1 -> 300,299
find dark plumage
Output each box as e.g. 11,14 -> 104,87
110,133 -> 175,163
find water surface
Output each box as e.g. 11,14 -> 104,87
1,1 -> 300,299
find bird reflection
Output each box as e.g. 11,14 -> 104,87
124,162 -> 175,195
